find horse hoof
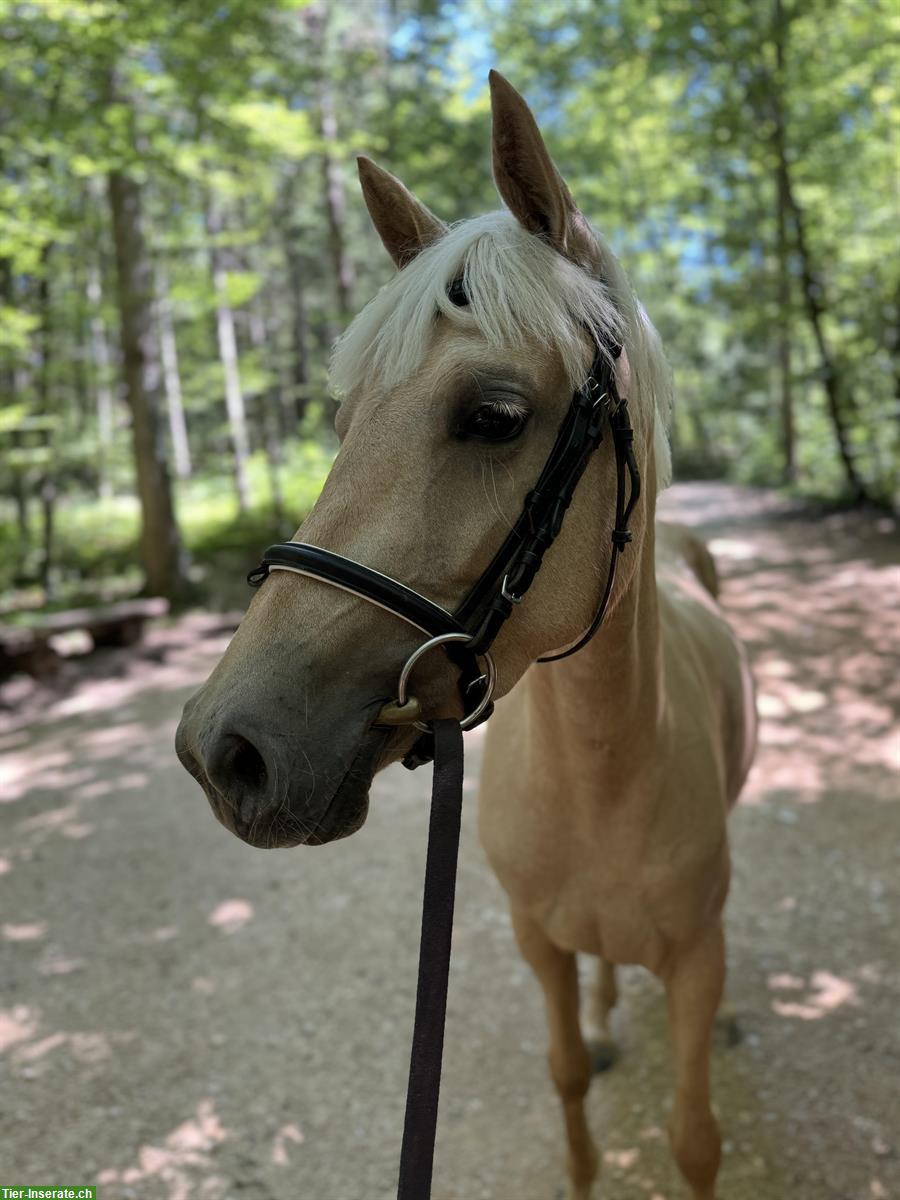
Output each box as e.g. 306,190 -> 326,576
589,1037 -> 619,1073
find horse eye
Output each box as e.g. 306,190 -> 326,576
462,403 -> 530,443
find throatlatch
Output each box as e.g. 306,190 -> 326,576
246,330 -> 641,1200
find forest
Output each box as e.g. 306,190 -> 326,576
1,0 -> 897,607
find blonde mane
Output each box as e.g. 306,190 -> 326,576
330,211 -> 672,488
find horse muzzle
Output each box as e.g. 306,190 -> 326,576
175,685 -> 394,848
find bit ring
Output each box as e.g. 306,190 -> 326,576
396,632 -> 496,733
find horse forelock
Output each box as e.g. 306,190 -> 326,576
330,210 -> 673,490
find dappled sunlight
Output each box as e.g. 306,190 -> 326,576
0,1005 -> 40,1053
768,969 -> 861,1020
2,921 -> 46,941
81,721 -> 148,756
14,1032 -> 69,1061
74,777 -> 116,799
2,737 -> 148,872
1,612 -> 241,738
119,770 -> 149,788
59,821 -> 93,839
17,801 -> 79,830
36,944 -> 85,976
0,485 -> 896,1196
707,536 -> 757,561
271,1121 -> 305,1166
1,1002 -> 135,1077
208,898 -> 254,933
150,925 -> 179,942
97,1099 -> 230,1200
1,749 -> 72,802
0,729 -> 30,752
688,502 -> 900,806
756,683 -> 827,717
604,1146 -> 640,1169
16,800 -> 75,830
745,754 -> 823,800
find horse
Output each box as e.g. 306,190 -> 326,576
176,70 -> 757,1200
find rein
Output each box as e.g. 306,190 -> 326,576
247,334 -> 640,1198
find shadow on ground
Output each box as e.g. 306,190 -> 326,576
1,483 -> 897,1200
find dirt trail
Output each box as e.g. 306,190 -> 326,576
1,483 -> 898,1200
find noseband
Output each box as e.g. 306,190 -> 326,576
248,335 -> 641,767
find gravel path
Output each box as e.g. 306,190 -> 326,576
1,483 -> 898,1200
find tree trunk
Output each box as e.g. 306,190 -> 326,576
72,275 -> 92,435
888,276 -> 900,435
306,6 -> 355,339
206,199 -> 251,511
281,192 -> 311,427
0,256 -> 28,542
87,262 -> 115,498
36,243 -> 56,588
107,169 -> 191,598
320,76 -> 356,326
267,276 -> 301,439
781,165 -> 867,501
772,0 -> 795,483
155,265 -> 192,479
39,478 -> 56,597
248,299 -> 285,521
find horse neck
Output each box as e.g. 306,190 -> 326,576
526,492 -> 662,760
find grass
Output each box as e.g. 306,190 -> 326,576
0,441 -> 334,619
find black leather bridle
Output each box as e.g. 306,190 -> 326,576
248,334 -> 641,765
245,319 -> 641,1200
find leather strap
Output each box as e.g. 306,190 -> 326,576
249,543 -> 465,639
453,342 -> 616,646
538,397 -> 641,663
396,718 -> 464,1200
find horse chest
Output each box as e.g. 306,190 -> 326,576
478,773 -> 678,968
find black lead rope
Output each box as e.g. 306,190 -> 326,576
397,718 -> 464,1200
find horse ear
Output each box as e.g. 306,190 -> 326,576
489,70 -> 597,269
357,156 -> 446,268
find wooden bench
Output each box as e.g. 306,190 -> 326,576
0,597 -> 169,678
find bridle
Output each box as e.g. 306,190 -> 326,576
248,332 -> 641,766
245,316 -> 641,1200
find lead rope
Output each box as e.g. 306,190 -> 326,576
397,718 -> 464,1200
395,405 -> 640,1197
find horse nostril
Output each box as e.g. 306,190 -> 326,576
206,731 -> 271,807
231,737 -> 267,791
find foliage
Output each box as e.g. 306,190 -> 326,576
0,0 -> 896,608
0,441 -> 333,615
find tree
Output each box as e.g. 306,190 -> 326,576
108,165 -> 191,597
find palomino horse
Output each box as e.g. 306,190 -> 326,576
176,72 -> 757,1200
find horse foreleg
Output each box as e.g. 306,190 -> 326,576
584,957 -> 619,1072
512,909 -> 598,1200
663,922 -> 725,1200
